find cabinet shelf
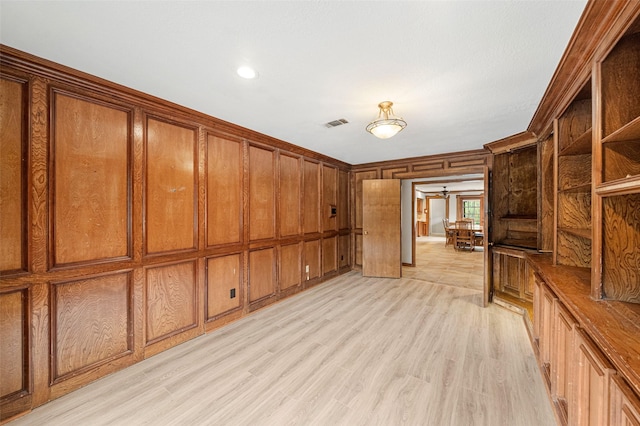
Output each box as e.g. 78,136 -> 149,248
602,116 -> 640,144
559,183 -> 591,194
499,214 -> 537,221
596,175 -> 640,197
559,128 -> 593,156
558,227 -> 592,240
500,237 -> 538,250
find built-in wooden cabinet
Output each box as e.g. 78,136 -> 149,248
492,246 -> 534,302
552,300 -> 576,426
571,328 -> 615,426
486,135 -> 539,310
610,374 -> 640,426
520,4 -> 640,426
594,25 -> 640,303
554,80 -> 592,270
490,143 -> 539,250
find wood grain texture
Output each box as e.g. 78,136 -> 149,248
362,180 -> 401,278
303,160 -> 320,234
53,92 -> 130,265
507,146 -> 537,217
539,283 -> 556,390
249,248 -> 275,302
551,300 -> 575,425
355,234 -> 363,267
0,77 -> 25,272
249,145 -> 275,241
602,32 -> 640,138
540,135 -> 555,252
571,328 -> 614,426
52,272 -> 131,379
558,154 -> 592,191
338,234 -> 349,269
279,243 -> 301,290
609,374 -> 640,426
492,248 -> 532,302
338,170 -> 349,231
322,165 -> 337,232
9,270 -> 554,426
1,48 -> 356,421
603,141 -> 640,182
557,231 -> 592,269
602,194 -> 640,302
279,154 -> 301,237
25,76 -> 50,276
145,261 -> 197,345
354,170 -> 377,230
304,240 -> 320,281
558,192 -> 591,230
145,118 -> 197,254
322,237 -> 337,276
558,97 -> 591,154
206,134 -> 242,246
206,254 -> 241,320
492,152 -> 511,243
0,289 -> 26,397
352,149 -> 489,180
503,255 -> 523,299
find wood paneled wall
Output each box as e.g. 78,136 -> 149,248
350,150 -> 490,269
0,46 -> 351,421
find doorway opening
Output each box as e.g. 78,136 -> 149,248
402,176 -> 486,294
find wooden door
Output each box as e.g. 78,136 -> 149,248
362,179 -> 401,278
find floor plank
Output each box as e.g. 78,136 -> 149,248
10,240 -> 555,425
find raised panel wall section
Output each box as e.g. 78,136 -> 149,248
249,145 -> 276,241
145,117 -> 197,255
0,76 -> 27,273
279,153 -> 301,238
0,46 -> 351,421
249,248 -> 275,303
52,90 -> 131,266
0,289 -> 28,398
304,160 -> 320,234
52,272 -> 132,381
145,261 -> 198,346
206,253 -> 242,320
207,133 -> 243,247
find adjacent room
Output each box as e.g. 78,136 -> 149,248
2,1 -> 640,425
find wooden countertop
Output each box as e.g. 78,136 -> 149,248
527,253 -> 640,397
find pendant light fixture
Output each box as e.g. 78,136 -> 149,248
441,186 -> 450,198
365,101 -> 407,139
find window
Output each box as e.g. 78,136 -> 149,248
461,198 -> 482,225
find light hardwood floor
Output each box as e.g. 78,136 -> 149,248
10,240 -> 554,425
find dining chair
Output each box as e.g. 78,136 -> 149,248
443,219 -> 455,247
454,228 -> 474,251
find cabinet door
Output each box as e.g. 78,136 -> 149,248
540,281 -> 556,390
610,374 -> 640,426
552,300 -> 576,425
571,328 -> 614,426
533,273 -> 543,351
493,249 -> 532,302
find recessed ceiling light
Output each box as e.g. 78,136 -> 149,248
237,66 -> 257,79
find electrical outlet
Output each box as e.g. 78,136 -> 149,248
230,288 -> 236,299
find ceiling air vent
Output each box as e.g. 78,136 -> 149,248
325,118 -> 349,128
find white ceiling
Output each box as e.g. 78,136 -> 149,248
0,1 -> 587,165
